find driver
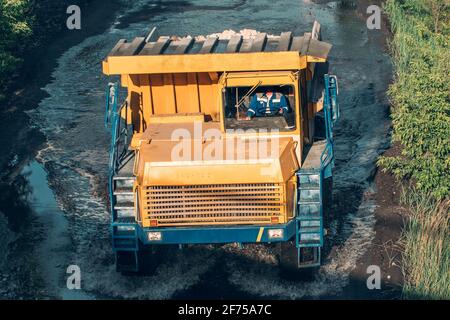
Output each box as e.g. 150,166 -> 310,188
245,89 -> 289,120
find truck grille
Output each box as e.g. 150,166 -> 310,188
141,183 -> 286,227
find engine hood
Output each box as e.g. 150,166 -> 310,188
135,135 -> 299,186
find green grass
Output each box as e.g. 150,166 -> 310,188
0,0 -> 33,99
379,0 -> 450,199
0,0 -> 88,102
400,189 -> 449,299
380,0 -> 450,300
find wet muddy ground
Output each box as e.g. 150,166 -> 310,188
0,0 -> 400,299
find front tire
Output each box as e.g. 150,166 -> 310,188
278,241 -> 320,280
116,244 -> 161,276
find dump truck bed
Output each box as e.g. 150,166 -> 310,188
103,30 -> 332,75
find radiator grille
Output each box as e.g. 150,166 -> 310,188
141,183 -> 286,226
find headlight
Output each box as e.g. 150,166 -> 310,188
148,232 -> 162,241
268,229 -> 284,239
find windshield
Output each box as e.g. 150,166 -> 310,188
224,85 -> 296,132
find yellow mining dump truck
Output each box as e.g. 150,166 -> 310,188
102,22 -> 339,273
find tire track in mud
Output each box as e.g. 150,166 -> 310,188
28,0 -> 391,299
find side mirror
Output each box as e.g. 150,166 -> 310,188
105,82 -> 118,128
325,75 -> 340,124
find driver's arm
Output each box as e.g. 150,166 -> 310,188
246,95 -> 258,119
279,95 -> 289,114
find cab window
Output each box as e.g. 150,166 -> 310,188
224,85 -> 296,132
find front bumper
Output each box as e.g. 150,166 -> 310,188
136,219 -> 297,245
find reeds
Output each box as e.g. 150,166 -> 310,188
400,189 -> 449,299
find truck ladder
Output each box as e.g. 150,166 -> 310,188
295,74 -> 339,268
111,174 -> 140,272
105,83 -> 140,272
296,169 -> 324,267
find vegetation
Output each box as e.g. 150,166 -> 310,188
0,0 -> 33,101
379,0 -> 450,199
0,0 -> 90,102
400,189 -> 449,299
380,0 -> 450,299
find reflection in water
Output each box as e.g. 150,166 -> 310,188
22,161 -> 93,300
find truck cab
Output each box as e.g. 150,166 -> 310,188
102,22 -> 339,273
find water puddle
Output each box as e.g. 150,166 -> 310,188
22,161 -> 93,300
